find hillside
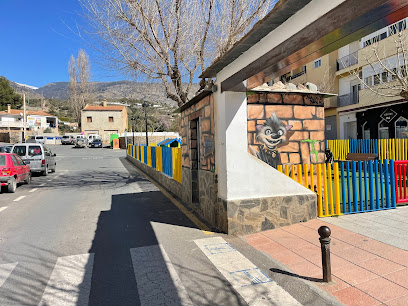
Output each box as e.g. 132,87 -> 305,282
11,80 -> 199,107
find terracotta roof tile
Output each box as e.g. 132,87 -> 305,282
83,105 -> 126,111
0,109 -> 54,116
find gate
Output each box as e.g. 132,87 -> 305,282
395,161 -> 408,204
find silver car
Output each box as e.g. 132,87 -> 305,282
12,143 -> 56,176
26,136 -> 45,144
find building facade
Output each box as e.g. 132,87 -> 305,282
81,104 -> 128,143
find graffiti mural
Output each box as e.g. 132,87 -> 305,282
249,113 -> 294,168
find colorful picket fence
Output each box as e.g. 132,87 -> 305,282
277,160 -> 396,217
127,144 -> 182,183
326,139 -> 408,161
395,160 -> 408,204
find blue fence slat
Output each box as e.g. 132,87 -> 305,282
390,160 -> 396,208
162,147 -> 173,177
139,146 -> 142,161
384,160 -> 390,209
368,161 -> 375,210
341,163 -> 346,214
151,147 -> 156,169
379,160 -> 385,209
347,162 -> 351,213
364,161 -> 368,211
352,162 -> 358,213
375,160 -> 380,210
144,147 -> 147,164
358,161 -> 363,212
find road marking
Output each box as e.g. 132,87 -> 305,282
195,237 -> 302,306
0,263 -> 18,288
39,253 -> 94,306
130,245 -> 193,306
29,188 -> 38,193
0,207 -> 8,213
131,166 -> 213,234
13,196 -> 25,202
39,183 -> 46,187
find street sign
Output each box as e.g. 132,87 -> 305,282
380,108 -> 397,123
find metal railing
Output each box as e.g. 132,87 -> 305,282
0,121 -> 24,128
337,51 -> 358,70
337,92 -> 359,107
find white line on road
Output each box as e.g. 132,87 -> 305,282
29,188 -> 38,193
39,253 -> 94,306
13,196 -> 25,202
0,263 -> 18,288
130,245 -> 193,305
39,183 -> 46,187
0,207 -> 8,213
194,237 -> 302,306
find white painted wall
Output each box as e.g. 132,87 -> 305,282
337,45 -> 350,60
339,75 -> 358,95
214,86 -> 313,201
339,113 -> 357,139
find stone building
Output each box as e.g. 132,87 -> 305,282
81,103 -> 128,143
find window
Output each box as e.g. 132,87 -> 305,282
373,74 -> 381,85
10,155 -> 19,167
15,155 -> 25,165
381,72 -> 388,83
0,155 -> 5,166
389,20 -> 407,35
109,117 -> 114,122
28,145 -> 42,157
87,117 -> 92,123
395,117 -> 408,139
13,146 -> 26,156
364,76 -> 373,87
378,120 -> 389,139
313,59 -> 321,69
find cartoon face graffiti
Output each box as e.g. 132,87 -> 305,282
249,113 -> 293,168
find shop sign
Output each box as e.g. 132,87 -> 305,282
380,108 -> 397,123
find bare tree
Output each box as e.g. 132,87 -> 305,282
68,49 -> 92,125
79,0 -> 277,106
345,20 -> 408,100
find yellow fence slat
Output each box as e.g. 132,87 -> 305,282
333,163 -> 342,215
172,148 -> 182,183
310,164 -> 314,192
322,164 -> 329,216
304,164 -> 309,189
147,146 -> 152,167
284,165 -> 289,176
277,165 -> 283,173
297,164 -> 303,185
317,164 -> 323,217
156,147 -> 163,172
327,163 -> 334,215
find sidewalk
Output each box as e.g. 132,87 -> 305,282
244,209 -> 408,306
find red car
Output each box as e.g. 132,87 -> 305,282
0,153 -> 31,193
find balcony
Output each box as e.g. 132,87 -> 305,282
337,92 -> 359,107
337,51 -> 358,71
0,121 -> 24,128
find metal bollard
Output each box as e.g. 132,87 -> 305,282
318,226 -> 332,282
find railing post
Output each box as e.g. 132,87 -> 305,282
318,226 -> 332,283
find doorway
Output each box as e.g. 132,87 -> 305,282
190,118 -> 200,204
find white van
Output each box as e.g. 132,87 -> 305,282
26,135 -> 45,144
88,134 -> 101,143
12,143 -> 56,175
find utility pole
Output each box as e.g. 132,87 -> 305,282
23,94 -> 26,143
142,101 -> 149,146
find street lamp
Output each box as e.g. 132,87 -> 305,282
131,116 -> 135,145
142,101 -> 149,146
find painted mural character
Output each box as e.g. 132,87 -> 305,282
249,113 -> 293,168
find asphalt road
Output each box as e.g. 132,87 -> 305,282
0,145 -> 339,306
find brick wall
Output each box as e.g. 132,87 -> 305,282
180,94 -> 215,171
247,92 -> 325,166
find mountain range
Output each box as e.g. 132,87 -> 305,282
10,80 -> 199,106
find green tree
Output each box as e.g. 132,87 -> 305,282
0,76 -> 22,111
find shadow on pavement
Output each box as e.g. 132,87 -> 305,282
270,268 -> 323,283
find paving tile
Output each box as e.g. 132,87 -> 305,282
330,238 -> 355,253
302,219 -> 329,230
334,264 -> 379,285
358,257 -> 405,276
287,260 -> 322,278
285,238 -> 316,251
316,276 -> 350,293
385,294 -> 408,306
384,268 -> 408,289
291,244 -> 321,262
332,286 -> 382,306
262,228 -> 293,241
267,249 -> 305,266
333,246 -> 378,263
245,234 -> 273,247
383,249 -> 408,267
339,233 -> 372,246
256,241 -> 289,255
356,277 -> 408,303
359,239 -> 400,257
330,254 -> 354,273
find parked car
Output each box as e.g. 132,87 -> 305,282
89,138 -> 103,148
88,134 -> 101,144
75,135 -> 88,148
11,143 -> 56,176
0,144 -> 13,153
0,153 -> 31,193
26,135 -> 45,144
61,135 -> 75,145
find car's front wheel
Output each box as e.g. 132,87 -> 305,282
25,172 -> 31,184
8,177 -> 16,193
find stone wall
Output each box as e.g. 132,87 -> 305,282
223,193 -> 317,235
247,92 -> 325,166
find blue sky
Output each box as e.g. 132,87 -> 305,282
0,0 -> 123,88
